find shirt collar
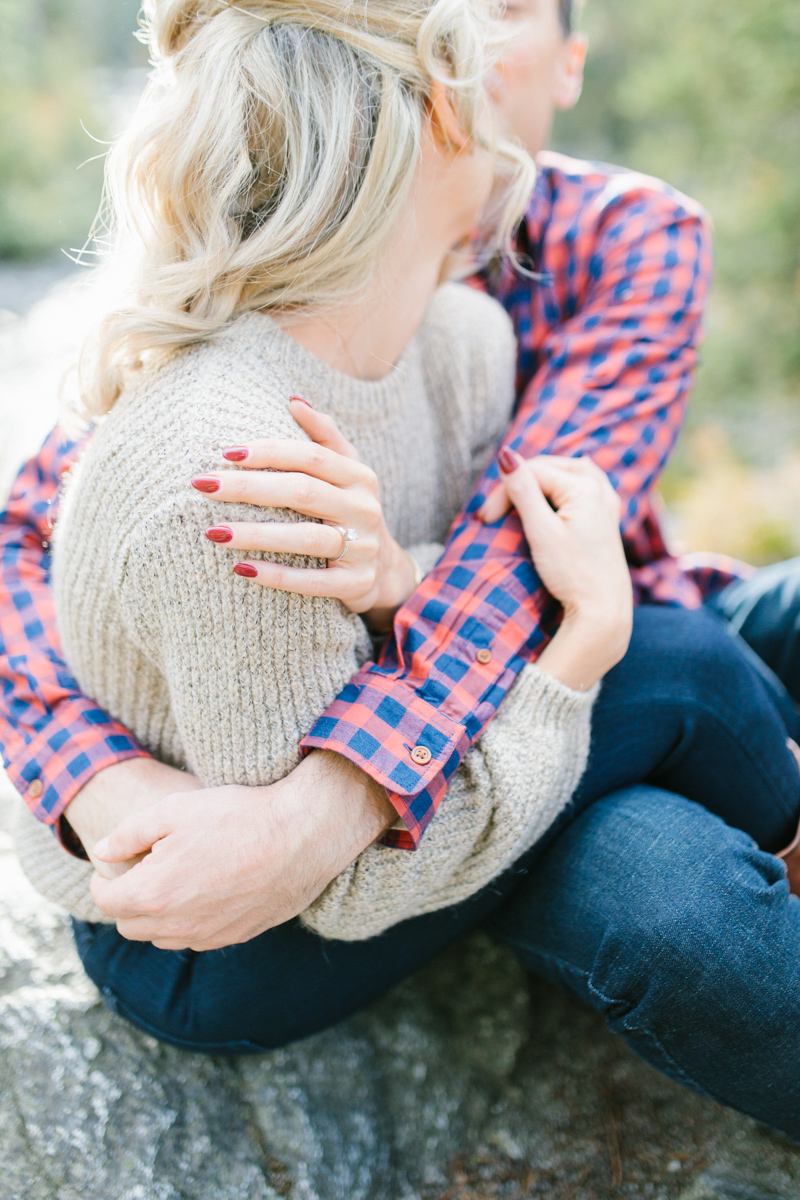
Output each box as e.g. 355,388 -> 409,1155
522,163 -> 552,253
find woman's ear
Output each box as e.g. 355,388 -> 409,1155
428,80 -> 470,150
553,32 -> 587,110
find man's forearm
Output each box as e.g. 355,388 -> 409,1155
0,428 -> 150,831
305,750 -> 398,861
72,748 -> 390,896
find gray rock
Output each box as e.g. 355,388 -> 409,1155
1,782 -> 800,1200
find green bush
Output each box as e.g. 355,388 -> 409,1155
0,0 -> 142,260
555,0 -> 800,450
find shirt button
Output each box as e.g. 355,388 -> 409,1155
28,779 -> 43,799
476,648 -> 493,665
410,745 -> 432,766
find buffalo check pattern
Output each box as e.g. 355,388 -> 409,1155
0,430 -> 147,831
0,153 -> 748,848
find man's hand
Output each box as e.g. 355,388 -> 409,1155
64,758 -> 202,879
90,751 -> 396,950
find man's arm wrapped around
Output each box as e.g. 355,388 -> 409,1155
304,663 -> 595,939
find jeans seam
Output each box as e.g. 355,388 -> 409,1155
614,1020 -> 718,1102
501,936 -> 723,1106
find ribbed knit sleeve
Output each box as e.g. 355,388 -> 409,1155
64,345 -> 374,793
121,507 -> 371,789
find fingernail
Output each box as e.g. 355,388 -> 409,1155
289,395 -> 313,408
233,563 -> 258,578
498,446 -> 518,475
94,836 -> 109,859
222,446 -> 248,462
191,475 -> 220,494
206,526 -> 233,543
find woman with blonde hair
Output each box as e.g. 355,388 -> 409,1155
16,0 -> 800,1061
23,0 -> 628,934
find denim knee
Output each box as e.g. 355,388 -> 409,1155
490,787 -> 800,1135
593,797 -> 800,1121
621,606 -> 767,709
72,920 -> 266,1054
583,795 -> 791,1020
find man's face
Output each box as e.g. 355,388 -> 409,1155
490,0 -> 587,158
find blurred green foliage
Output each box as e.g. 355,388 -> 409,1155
1,0 -> 798,454
555,0 -> 800,450
0,0 -> 142,259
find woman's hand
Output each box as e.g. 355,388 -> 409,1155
488,447 -> 633,690
194,398 -> 416,623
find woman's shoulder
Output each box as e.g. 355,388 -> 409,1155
68,315 -> 303,539
86,313 -> 305,485
112,312 -> 295,437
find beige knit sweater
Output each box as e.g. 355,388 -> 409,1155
16,283 -> 596,940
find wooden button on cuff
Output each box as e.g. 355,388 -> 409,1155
410,745 -> 432,766
476,648 -> 492,665
28,779 -> 43,798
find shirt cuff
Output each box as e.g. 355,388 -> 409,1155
7,708 -> 151,846
298,673 -> 473,850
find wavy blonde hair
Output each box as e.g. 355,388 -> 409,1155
79,0 -> 534,415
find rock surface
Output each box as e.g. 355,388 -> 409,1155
2,784 -> 800,1200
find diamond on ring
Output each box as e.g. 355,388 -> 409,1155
329,524 -> 359,563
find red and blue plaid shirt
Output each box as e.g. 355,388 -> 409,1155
0,153 -> 749,845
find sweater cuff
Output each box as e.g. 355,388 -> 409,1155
499,664 -> 599,728
299,667 -> 598,851
405,541 -> 445,579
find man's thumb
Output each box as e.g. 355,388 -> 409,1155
93,808 -> 170,863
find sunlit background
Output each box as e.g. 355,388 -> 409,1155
1,0 -> 799,562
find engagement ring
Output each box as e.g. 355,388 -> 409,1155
328,524 -> 359,563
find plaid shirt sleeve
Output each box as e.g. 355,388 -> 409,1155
0,427 -> 150,833
300,176 -> 714,849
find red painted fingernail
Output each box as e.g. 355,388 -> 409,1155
222,447 -> 249,462
289,395 -> 313,408
206,526 -> 233,543
497,446 -> 518,475
191,475 -> 220,493
233,563 -> 258,578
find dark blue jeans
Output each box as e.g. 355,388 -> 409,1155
74,562 -> 800,1142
